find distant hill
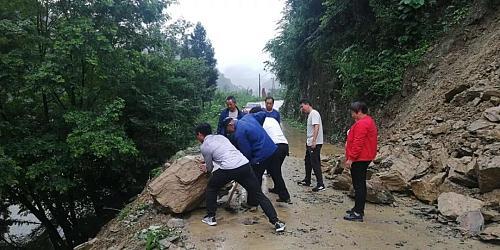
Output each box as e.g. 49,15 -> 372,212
216,72 -> 244,92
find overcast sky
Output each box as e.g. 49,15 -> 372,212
168,0 -> 285,89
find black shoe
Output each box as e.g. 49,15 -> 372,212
274,220 -> 286,232
297,180 -> 311,186
312,185 -> 325,192
276,198 -> 292,204
268,188 -> 278,194
346,208 -> 364,216
344,212 -> 363,222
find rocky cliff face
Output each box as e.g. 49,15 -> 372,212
325,6 -> 500,243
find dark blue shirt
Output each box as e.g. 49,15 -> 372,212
233,114 -> 277,165
265,109 -> 281,123
217,108 -> 244,136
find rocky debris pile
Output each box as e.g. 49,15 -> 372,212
148,155 -> 209,213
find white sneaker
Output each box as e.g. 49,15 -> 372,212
202,215 -> 217,226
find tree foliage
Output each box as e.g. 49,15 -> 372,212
0,0 -> 218,248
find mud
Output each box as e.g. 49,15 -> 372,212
181,124 -> 494,250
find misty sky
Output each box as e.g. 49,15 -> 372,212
168,0 -> 284,90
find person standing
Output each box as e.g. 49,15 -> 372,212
264,96 -> 281,123
343,102 -> 378,222
297,99 -> 325,192
223,113 -> 277,206
195,123 -> 286,232
217,96 -> 244,136
250,107 -> 291,203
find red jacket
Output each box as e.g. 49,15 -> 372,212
345,115 -> 378,162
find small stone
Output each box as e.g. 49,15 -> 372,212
167,218 -> 185,228
483,106 -> 500,123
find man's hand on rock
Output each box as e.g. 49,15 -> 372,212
199,163 -> 207,173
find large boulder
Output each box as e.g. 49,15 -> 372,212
477,153 -> 500,193
410,172 -> 446,204
437,192 -> 484,219
330,171 -> 352,191
374,152 -> 430,192
148,155 -> 209,213
348,178 -> 395,204
446,157 -> 478,188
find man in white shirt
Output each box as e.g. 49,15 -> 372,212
297,99 -> 325,192
195,123 -> 286,232
250,107 -> 291,203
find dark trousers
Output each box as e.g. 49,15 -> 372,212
247,154 -> 274,206
304,144 -> 323,186
350,161 -> 370,215
206,163 -> 278,224
269,144 -> 290,200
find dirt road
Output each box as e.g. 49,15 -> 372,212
182,124 -> 493,250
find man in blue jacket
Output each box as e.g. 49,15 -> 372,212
217,96 -> 244,136
264,96 -> 281,123
223,112 -> 278,206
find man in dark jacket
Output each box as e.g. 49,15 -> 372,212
217,96 -> 244,136
223,112 -> 278,206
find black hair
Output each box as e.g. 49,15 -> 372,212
226,95 -> 236,103
222,117 -> 233,128
265,96 -> 275,103
350,101 -> 368,114
195,123 -> 212,136
249,106 -> 263,113
299,98 -> 312,106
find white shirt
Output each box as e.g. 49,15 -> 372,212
306,109 -> 324,146
228,110 -> 238,119
263,117 -> 288,144
200,134 -> 249,172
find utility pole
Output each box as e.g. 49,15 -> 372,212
258,73 -> 261,98
272,77 -> 275,96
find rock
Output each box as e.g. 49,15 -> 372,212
74,238 -> 98,250
484,106 -> 500,122
411,172 -> 446,203
348,178 -> 395,204
159,239 -> 173,249
430,123 -> 451,135
375,171 -> 408,192
374,145 -> 393,164
479,223 -> 500,244
467,119 -> 493,132
447,157 -> 478,188
167,218 -> 185,228
148,155 -> 209,213
437,192 -> 484,219
457,211 -> 484,236
331,172 -> 352,191
482,203 -> 500,222
477,150 -> 500,193
445,84 -> 469,103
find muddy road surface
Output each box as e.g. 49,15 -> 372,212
181,124 -> 493,250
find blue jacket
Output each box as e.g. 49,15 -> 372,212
233,114 -> 277,165
266,109 -> 281,123
217,107 -> 244,135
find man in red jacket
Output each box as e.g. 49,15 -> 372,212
344,101 -> 378,222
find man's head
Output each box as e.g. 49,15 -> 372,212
249,106 -> 263,113
299,98 -> 313,114
195,123 -> 212,143
350,101 -> 368,121
226,96 -> 237,112
265,96 -> 275,112
223,117 -> 236,134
